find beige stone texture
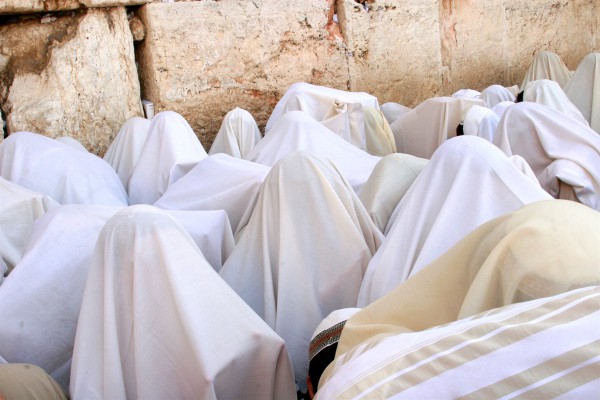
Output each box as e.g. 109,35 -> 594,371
0,7 -> 143,155
437,0 -> 508,94
339,0 -> 598,105
136,0 -> 348,147
0,0 -> 150,15
505,0 -> 600,84
338,0 -> 442,107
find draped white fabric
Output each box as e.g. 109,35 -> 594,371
520,50 -> 572,90
0,205 -> 121,391
265,82 -> 380,150
357,136 -> 552,306
390,97 -> 484,159
479,84 -> 516,108
564,53 -> 600,134
317,287 -> 600,400
219,152 -> 383,391
363,107 -> 396,156
451,88 -> 480,99
491,100 -> 514,118
70,205 -> 296,400
494,102 -> 600,210
358,154 -> 428,233
379,102 -> 411,125
323,199 -> 600,397
103,117 -> 151,189
524,79 -> 588,125
128,111 -> 207,205
0,132 -> 128,206
55,137 -> 88,153
245,111 -> 380,193
208,107 -> 262,159
476,110 -> 500,143
462,105 -> 496,137
0,177 -> 58,273
155,153 -> 269,239
0,205 -> 234,392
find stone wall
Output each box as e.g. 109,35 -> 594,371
135,0 -> 348,147
1,0 -> 598,154
0,6 -> 144,154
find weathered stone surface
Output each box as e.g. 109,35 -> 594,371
0,0 -> 150,15
136,0 -> 348,147
0,7 -> 143,155
437,0 -> 507,94
339,0 -> 442,107
339,0 -> 598,105
506,0 -> 600,84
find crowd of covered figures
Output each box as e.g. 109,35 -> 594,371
0,50 -> 599,400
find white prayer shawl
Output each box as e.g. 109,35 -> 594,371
70,206 -> 296,400
461,105 -> 495,137
0,205 -> 121,391
379,102 -> 411,125
317,287 -> 600,400
451,88 -> 480,99
219,152 -> 384,391
245,111 -> 380,193
265,82 -> 380,150
476,110 -> 500,143
55,136 -> 88,153
508,155 -> 540,185
490,100 -> 514,118
128,111 -> 207,205
208,107 -> 262,158
0,205 -> 234,392
357,136 -> 552,307
390,97 -> 485,159
563,52 -> 600,134
0,132 -> 128,206
335,200 -> 600,357
523,79 -> 588,125
478,84 -> 516,108
155,153 -> 269,239
493,102 -> 600,210
103,117 -> 151,189
363,107 -> 396,156
0,177 -> 58,274
358,154 -> 428,233
520,50 -> 572,90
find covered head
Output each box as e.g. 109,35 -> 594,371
208,107 -> 262,159
520,50 -> 572,90
220,151 -> 383,391
563,52 -> 600,134
128,111 -> 207,205
523,79 -> 587,125
0,132 -> 128,206
363,106 -> 396,156
494,102 -> 600,210
390,96 -> 484,159
103,116 -> 151,189
245,111 -> 380,193
336,199 -> 600,361
357,136 -> 552,306
71,205 -> 296,399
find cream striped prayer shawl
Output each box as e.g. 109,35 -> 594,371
316,286 -> 600,399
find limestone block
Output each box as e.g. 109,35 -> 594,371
338,0 -> 442,107
438,0 -> 507,94
136,0 -> 348,147
506,0 -> 600,85
0,0 -> 151,15
0,7 -> 143,155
